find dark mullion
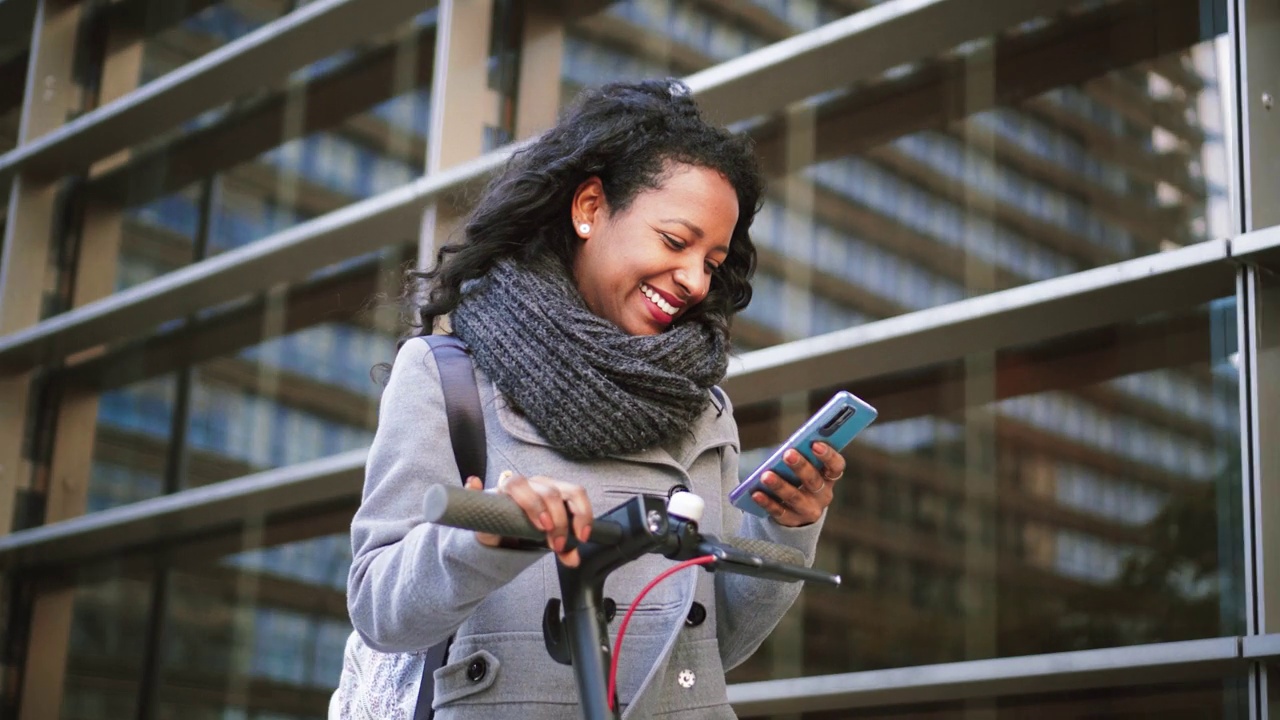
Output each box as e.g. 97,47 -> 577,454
191,175 -> 218,263
133,368 -> 190,720
135,172 -> 218,720
485,0 -> 523,150
133,563 -> 173,720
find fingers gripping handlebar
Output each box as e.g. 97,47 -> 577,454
422,484 -> 840,586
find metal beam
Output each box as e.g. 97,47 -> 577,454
0,0 -> 434,191
1244,635 -> 1280,660
721,238 -> 1236,406
1231,222 -> 1280,269
0,448 -> 364,572
727,637 -> 1249,715
0,0 -> 1092,373
685,0 -> 1085,126
56,258 -> 387,394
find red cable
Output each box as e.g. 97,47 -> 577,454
608,556 -> 716,712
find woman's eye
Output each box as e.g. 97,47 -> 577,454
661,233 -> 685,250
704,262 -> 720,275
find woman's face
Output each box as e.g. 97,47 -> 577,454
570,163 -> 739,336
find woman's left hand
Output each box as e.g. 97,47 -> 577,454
751,442 -> 846,527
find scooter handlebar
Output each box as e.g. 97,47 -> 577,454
423,484 -> 546,542
423,484 -> 825,584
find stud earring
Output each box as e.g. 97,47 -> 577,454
579,223 -> 591,234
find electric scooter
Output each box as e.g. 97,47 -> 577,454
423,485 -> 841,720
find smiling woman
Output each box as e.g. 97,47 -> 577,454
331,79 -> 844,719
571,164 -> 739,335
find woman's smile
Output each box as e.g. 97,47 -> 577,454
640,282 -> 683,325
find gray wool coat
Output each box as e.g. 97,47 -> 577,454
345,338 -> 824,719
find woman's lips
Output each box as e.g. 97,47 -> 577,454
642,292 -> 675,325
638,283 -> 686,327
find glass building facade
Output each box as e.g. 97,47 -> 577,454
0,0 -> 1277,718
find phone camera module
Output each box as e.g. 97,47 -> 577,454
819,407 -> 856,437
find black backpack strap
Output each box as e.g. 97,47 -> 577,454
422,335 -> 487,483
415,641 -> 450,720
413,334 -> 485,720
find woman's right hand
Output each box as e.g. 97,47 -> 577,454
465,473 -> 593,567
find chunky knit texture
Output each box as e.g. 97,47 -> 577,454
449,257 -> 729,459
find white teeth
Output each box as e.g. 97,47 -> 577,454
641,284 -> 678,315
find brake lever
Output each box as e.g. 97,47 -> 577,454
696,540 -> 762,568
695,537 -> 841,587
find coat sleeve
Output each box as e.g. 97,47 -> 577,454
347,338 -> 544,653
712,390 -> 826,671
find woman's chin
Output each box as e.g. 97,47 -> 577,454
609,299 -> 668,336
619,314 -> 663,336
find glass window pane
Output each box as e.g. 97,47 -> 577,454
153,528 -> 354,718
1270,663 -> 1280,719
74,245 -> 407,509
1255,270 -> 1280,641
59,570 -> 154,719
91,372 -> 176,509
183,319 -> 384,486
93,9 -> 433,296
730,297 -> 1243,680
28,508 -> 354,719
160,515 -> 354,718
0,8 -> 29,154
0,87 -> 18,155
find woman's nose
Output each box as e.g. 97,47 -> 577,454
673,263 -> 709,303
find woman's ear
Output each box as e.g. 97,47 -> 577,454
571,177 -> 605,239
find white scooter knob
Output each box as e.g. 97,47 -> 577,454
667,491 -> 705,523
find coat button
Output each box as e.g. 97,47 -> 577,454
677,669 -> 696,688
685,602 -> 706,627
466,657 -> 488,683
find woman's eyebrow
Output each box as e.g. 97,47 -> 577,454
660,217 -> 704,238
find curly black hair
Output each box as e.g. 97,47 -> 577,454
407,78 -> 763,337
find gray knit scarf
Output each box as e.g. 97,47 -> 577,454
450,257 -> 729,459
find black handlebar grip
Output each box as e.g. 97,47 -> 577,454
423,485 -> 545,542
722,536 -> 807,567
